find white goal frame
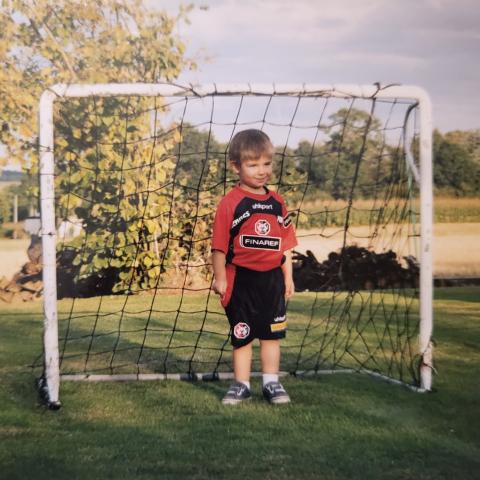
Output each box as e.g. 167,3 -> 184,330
38,83 -> 433,408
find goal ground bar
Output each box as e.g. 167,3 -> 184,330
61,368 -> 428,393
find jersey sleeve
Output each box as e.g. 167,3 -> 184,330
211,199 -> 231,254
281,201 -> 298,252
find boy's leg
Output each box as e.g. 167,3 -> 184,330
222,342 -> 253,405
260,339 -> 290,404
259,339 -> 280,374
234,341 -> 253,383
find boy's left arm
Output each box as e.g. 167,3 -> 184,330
281,249 -> 295,299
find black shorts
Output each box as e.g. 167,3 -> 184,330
222,265 -> 287,348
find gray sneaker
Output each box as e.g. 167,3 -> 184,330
262,381 -> 291,404
222,382 -> 252,405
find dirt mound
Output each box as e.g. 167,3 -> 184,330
1,240 -> 421,302
0,236 -> 43,302
292,246 -> 419,292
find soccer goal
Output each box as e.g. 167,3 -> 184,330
36,83 -> 433,408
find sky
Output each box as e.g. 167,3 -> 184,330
153,0 -> 480,133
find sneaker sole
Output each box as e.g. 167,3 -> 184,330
266,396 -> 291,404
222,397 -> 252,405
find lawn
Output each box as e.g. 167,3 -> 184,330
22,289 -> 420,384
0,287 -> 479,479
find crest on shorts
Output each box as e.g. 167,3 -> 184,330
254,219 -> 271,236
233,322 -> 250,339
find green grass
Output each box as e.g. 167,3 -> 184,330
1,288 -> 479,479
39,290 -> 418,381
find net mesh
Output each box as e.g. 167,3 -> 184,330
38,87 -> 422,386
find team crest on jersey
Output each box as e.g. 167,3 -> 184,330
233,322 -> 250,339
255,219 -> 271,236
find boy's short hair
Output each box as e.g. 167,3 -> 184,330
229,129 -> 274,165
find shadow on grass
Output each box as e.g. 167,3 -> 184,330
2,373 -> 480,480
434,286 -> 480,303
1,288 -> 480,479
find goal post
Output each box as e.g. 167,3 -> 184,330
38,83 -> 433,408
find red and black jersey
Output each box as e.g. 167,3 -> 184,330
212,185 -> 298,271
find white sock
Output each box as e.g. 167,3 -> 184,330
263,373 -> 278,387
238,380 -> 250,390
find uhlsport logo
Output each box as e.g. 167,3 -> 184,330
252,203 -> 273,210
233,322 -> 250,339
255,219 -> 271,236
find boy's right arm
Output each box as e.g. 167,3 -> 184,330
212,250 -> 227,300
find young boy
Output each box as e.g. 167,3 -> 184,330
211,129 -> 297,405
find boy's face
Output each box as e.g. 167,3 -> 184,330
232,155 -> 273,193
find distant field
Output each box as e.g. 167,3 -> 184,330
297,222 -> 480,278
1,223 -> 479,279
433,223 -> 480,277
300,196 -> 480,227
0,238 -> 29,279
433,196 -> 480,223
1,195 -> 479,280
0,181 -> 21,193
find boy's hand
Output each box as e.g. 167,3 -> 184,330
212,278 -> 227,300
281,249 -> 294,300
284,277 -> 295,300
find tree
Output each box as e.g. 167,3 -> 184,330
0,183 -> 30,237
0,0 -> 198,293
444,129 -> 480,166
292,140 -> 329,195
0,0 -> 195,168
325,108 -> 386,199
174,123 -> 227,187
293,108 -> 388,201
0,189 -> 13,226
433,130 -> 479,195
